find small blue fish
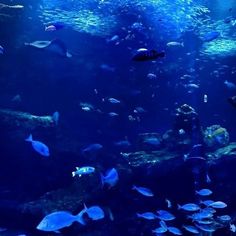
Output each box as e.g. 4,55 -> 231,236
152,227 -> 167,234
136,212 -> 157,220
82,143 -> 103,154
132,185 -> 154,197
45,22 -> 65,31
196,188 -> 213,196
203,31 -> 220,42
183,225 -> 199,234
159,220 -> 168,230
209,201 -> 227,209
178,203 -> 200,211
217,215 -> 231,222
114,140 -> 131,148
37,210 -> 85,232
195,224 -> 216,233
52,111 -> 59,126
143,137 -> 161,146
108,98 -> 121,104
101,168 -> 119,188
25,134 -> 50,157
200,200 -> 214,206
168,226 -> 182,235
157,210 -> 175,221
189,212 -> 213,221
84,204 -> 104,220
0,45 -> 4,54
165,199 -> 172,208
72,166 -> 95,177
108,112 -> 119,117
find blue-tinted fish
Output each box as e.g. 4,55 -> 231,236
224,80 -> 236,90
152,227 -> 167,234
45,22 -> 65,31
114,140 -> 131,148
178,203 -> 200,211
84,204 -> 104,220
108,112 -> 119,117
143,137 -> 161,146
183,225 -> 200,234
37,210 -> 85,232
25,39 -> 72,58
168,226 -> 182,235
165,199 -> 172,208
157,210 -> 175,221
72,166 -> 95,177
160,220 -> 168,230
107,98 -> 121,104
200,200 -> 214,207
132,48 -> 165,61
203,31 -> 220,42
209,201 -> 227,208
101,168 -> 119,188
194,224 -> 216,232
82,143 -> 103,154
132,185 -> 154,197
25,134 -> 50,157
217,215 -> 231,222
189,212 -> 213,221
136,212 -> 157,220
196,188 -> 212,196
0,45 -> 4,54
52,111 -> 59,126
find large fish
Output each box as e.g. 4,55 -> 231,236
25,39 -> 72,58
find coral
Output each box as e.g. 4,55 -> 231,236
203,124 -> 229,149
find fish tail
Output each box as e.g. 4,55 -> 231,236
75,211 -> 86,225
25,134 -> 33,142
132,185 -> 136,190
181,42 -> 184,47
177,204 -> 181,210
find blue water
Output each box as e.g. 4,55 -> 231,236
0,0 -> 236,235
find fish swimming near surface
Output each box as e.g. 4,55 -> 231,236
25,39 -> 72,58
132,48 -> 165,61
25,134 -> 50,157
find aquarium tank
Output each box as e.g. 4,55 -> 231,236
0,0 -> 236,235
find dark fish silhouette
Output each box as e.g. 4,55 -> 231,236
132,48 -> 165,61
228,96 -> 236,108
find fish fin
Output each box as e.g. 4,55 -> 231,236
181,42 -> 184,47
72,171 -> 76,177
76,167 -> 79,170
25,134 -> 33,142
177,204 -> 181,210
83,203 -> 88,210
132,185 -> 136,190
53,230 -> 61,234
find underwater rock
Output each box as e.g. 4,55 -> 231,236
203,125 -> 229,150
0,109 -> 54,130
206,142 -> 236,161
121,149 -> 182,176
174,104 -> 200,134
